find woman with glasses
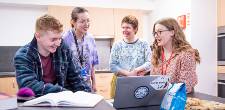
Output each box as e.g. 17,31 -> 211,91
151,17 -> 200,93
63,7 -> 99,92
109,15 -> 151,98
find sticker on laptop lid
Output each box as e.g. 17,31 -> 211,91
149,76 -> 170,90
134,86 -> 149,99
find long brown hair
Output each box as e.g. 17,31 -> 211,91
151,18 -> 200,66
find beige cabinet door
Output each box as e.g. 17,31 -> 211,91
87,7 -> 114,36
0,77 -> 18,96
48,6 -> 145,41
95,73 -> 113,99
48,5 -> 74,32
48,6 -> 115,37
218,66 -> 225,73
218,0 -> 225,27
114,9 -> 144,42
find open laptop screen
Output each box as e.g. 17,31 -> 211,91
113,75 -> 170,109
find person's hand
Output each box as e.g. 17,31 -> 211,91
128,70 -> 138,76
92,83 -> 97,92
137,71 -> 146,76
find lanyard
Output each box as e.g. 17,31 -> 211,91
161,48 -> 173,75
72,29 -> 84,66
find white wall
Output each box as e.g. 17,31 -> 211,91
0,4 -> 47,46
149,0 -> 217,96
0,0 -> 154,11
142,11 -> 153,43
0,1 -> 154,46
149,0 -> 191,44
190,0 -> 217,96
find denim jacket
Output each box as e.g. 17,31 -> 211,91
14,37 -> 91,96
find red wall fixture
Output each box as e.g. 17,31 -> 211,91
177,15 -> 186,30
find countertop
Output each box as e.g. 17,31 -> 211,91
188,92 -> 225,103
0,72 -> 15,77
95,70 -> 112,73
115,92 -> 225,110
0,71 -> 111,77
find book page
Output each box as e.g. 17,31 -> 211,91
57,91 -> 103,107
23,91 -> 103,107
22,92 -> 64,106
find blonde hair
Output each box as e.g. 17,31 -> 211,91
35,14 -> 63,33
151,18 -> 200,66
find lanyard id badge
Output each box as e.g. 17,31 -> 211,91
72,29 -> 84,65
72,29 -> 89,78
81,67 -> 87,77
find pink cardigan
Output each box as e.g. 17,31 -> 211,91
151,49 -> 198,93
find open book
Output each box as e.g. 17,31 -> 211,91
22,91 -> 103,107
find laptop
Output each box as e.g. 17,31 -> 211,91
113,75 -> 170,109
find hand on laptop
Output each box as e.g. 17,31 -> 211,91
128,70 -> 138,76
131,68 -> 144,76
137,71 -> 146,76
117,69 -> 137,76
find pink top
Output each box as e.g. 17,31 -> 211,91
151,49 -> 198,93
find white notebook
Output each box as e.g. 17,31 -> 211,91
22,91 -> 103,107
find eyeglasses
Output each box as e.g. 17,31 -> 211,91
152,30 -> 170,37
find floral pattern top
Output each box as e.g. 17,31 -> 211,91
151,49 -> 198,93
110,39 -> 151,73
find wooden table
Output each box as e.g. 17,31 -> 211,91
17,100 -> 115,110
16,92 -> 225,110
116,92 -> 225,110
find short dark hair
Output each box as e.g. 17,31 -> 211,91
121,15 -> 139,34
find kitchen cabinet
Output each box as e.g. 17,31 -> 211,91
48,6 -> 144,40
0,73 -> 114,99
218,0 -> 225,27
48,5 -> 73,32
218,66 -> 225,73
0,73 -> 113,98
48,6 -> 115,37
95,73 -> 113,99
86,7 -> 114,36
0,77 -> 18,95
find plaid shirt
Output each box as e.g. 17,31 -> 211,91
14,37 -> 91,96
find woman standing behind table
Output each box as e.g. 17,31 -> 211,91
109,15 -> 151,98
63,7 -> 99,92
151,17 -> 200,93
